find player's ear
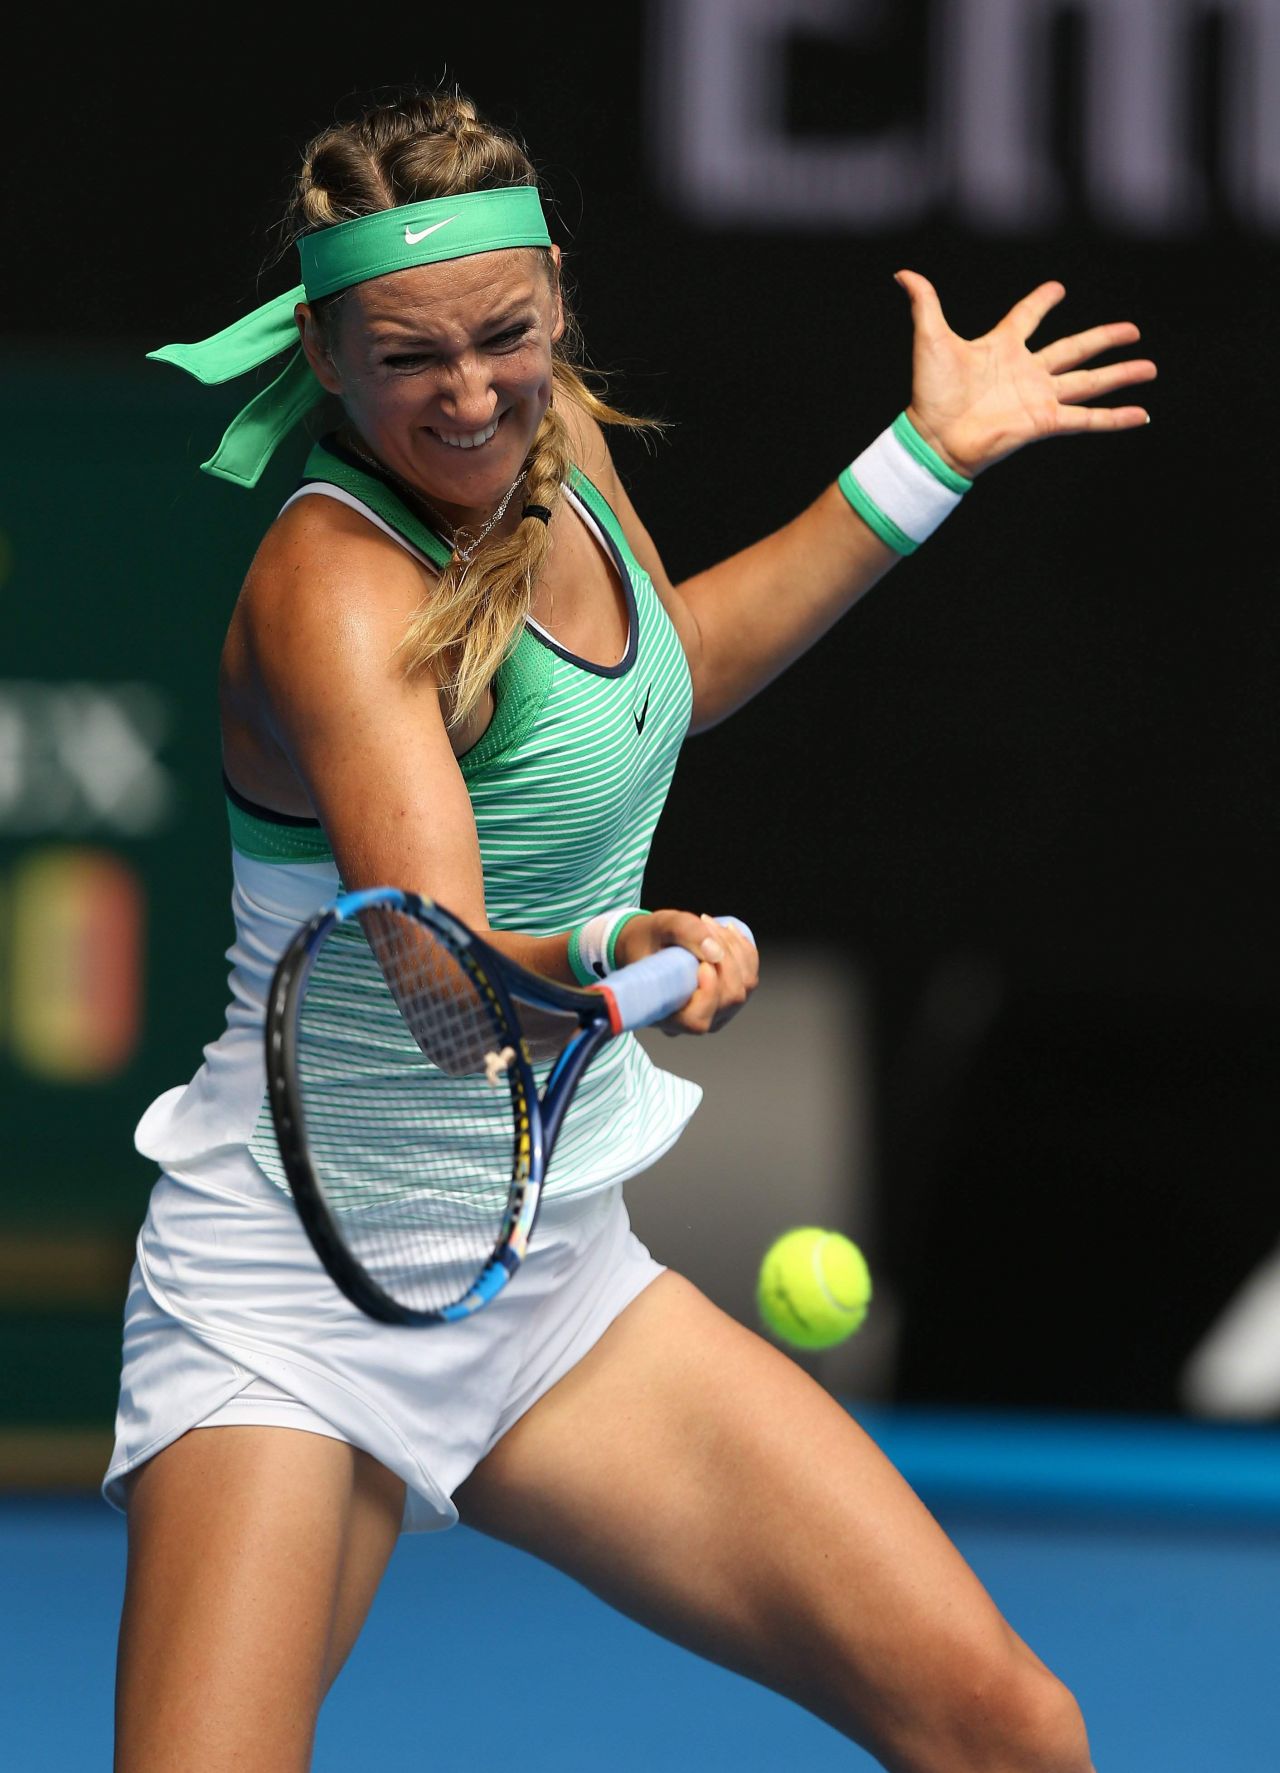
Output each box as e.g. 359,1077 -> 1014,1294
296,301 -> 344,396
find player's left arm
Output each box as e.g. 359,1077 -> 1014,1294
578,276 -> 1156,733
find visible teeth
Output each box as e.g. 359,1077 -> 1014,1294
434,418 -> 499,449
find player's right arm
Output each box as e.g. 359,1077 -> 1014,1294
232,495 -> 489,926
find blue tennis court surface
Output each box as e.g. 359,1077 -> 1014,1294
4,1409 -> 1278,1771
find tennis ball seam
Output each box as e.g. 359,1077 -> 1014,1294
810,1233 -> 864,1319
772,1278 -> 813,1332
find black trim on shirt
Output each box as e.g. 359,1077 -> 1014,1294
223,770 -> 322,828
523,493 -> 640,680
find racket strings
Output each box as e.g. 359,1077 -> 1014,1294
295,907 -> 527,1314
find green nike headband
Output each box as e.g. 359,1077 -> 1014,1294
148,186 -> 552,489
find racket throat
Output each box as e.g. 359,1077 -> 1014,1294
540,1023 -> 611,1158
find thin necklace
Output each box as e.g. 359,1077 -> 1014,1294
342,432 -> 527,563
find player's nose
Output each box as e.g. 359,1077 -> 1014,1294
434,355 -> 498,430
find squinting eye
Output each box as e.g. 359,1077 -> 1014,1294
488,326 -> 532,350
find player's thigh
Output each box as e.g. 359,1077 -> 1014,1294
116,1424 -> 403,1773
457,1273 -> 1087,1772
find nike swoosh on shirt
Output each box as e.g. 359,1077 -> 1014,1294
633,685 -> 652,736
404,216 -> 460,245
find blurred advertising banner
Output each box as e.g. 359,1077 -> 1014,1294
0,357 -> 303,1479
653,0 -> 1280,235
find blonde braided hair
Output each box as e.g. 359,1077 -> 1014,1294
286,90 -> 655,727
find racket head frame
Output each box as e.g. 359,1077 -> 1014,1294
265,886 -> 547,1326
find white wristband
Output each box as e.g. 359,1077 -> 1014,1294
568,908 -> 646,985
838,413 -> 972,555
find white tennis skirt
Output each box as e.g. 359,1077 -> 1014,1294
103,1161 -> 664,1532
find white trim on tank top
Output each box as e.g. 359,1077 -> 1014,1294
278,482 -> 629,652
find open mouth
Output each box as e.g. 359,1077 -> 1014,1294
428,415 -> 502,450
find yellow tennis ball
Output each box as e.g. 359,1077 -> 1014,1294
756,1228 -> 872,1350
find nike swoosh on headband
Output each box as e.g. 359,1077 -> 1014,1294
405,216 -> 459,245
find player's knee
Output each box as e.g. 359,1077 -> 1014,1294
871,1632 -> 1090,1773
1010,1665 -> 1091,1772
950,1652 -> 1092,1773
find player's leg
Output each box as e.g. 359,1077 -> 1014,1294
115,1425 -> 404,1773
457,1272 -> 1093,1773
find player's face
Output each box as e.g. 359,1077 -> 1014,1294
306,247 -> 564,529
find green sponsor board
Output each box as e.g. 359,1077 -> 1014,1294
0,354 -> 311,1450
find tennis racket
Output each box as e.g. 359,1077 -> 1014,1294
265,886 -> 751,1326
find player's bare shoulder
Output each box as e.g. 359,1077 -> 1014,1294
228,494 -> 434,703
244,495 -> 429,649
559,401 -> 625,502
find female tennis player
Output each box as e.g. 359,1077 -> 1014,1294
108,89 -> 1153,1772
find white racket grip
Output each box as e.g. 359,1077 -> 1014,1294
603,917 -> 755,1031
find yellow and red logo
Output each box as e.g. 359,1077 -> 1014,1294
4,847 -> 144,1081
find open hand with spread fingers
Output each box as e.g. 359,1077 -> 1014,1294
896,272 -> 1157,481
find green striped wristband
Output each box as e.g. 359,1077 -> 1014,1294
838,412 -> 972,556
568,908 -> 648,986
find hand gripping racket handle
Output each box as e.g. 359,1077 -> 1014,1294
602,917 -> 755,1033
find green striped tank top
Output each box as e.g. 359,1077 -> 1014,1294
231,438 -> 701,1202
